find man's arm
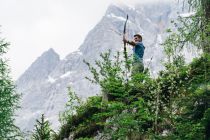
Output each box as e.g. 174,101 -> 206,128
123,35 -> 136,46
126,40 -> 136,46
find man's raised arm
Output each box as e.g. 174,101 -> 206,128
123,35 -> 136,46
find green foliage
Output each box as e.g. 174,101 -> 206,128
56,50 -> 153,140
59,87 -> 82,125
166,0 -> 210,53
56,49 -> 209,139
76,138 -> 94,140
84,50 -> 130,101
203,108 -> 210,139
31,114 -> 53,140
0,34 -> 20,139
56,96 -> 106,140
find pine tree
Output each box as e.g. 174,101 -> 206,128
32,114 -> 52,140
0,34 -> 20,139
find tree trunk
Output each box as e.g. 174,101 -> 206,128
201,0 -> 210,53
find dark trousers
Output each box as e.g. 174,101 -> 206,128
131,59 -> 144,76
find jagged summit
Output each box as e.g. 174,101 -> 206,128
45,48 -> 59,57
16,48 -> 60,90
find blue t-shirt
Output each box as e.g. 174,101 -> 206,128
133,42 -> 145,61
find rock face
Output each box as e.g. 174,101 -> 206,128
15,1 -> 199,131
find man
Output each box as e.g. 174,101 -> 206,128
123,34 -> 145,74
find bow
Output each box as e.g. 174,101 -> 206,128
123,14 -> 130,71
123,14 -> 128,53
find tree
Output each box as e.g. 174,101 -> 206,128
160,0 -> 210,139
0,34 -> 20,139
32,114 -> 52,140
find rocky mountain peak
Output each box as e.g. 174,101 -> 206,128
43,48 -> 59,58
16,48 -> 60,89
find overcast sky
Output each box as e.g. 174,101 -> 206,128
0,0 -> 171,80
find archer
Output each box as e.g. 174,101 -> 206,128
123,33 -> 145,74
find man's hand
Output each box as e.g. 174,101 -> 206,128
123,35 -> 136,46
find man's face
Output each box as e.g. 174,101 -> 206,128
134,36 -> 142,43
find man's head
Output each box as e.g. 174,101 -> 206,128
134,34 -> 142,42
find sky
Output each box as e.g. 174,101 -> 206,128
0,0 -> 170,80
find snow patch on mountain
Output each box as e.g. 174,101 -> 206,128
47,76 -> 56,83
60,71 -> 75,79
107,13 -> 126,21
179,11 -> 196,18
72,50 -> 83,55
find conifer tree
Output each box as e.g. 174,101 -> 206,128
32,114 -> 52,140
0,34 -> 20,139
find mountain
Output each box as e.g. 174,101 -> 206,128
15,1 -> 199,132
17,48 -> 60,90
